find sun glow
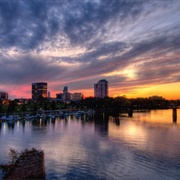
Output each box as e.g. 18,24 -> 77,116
104,66 -> 137,80
108,119 -> 147,150
122,68 -> 137,79
115,82 -> 180,100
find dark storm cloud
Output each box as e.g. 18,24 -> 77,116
0,0 -> 147,50
63,0 -> 145,44
136,57 -> 180,84
85,34 -> 179,73
0,0 -> 59,50
53,32 -> 180,84
0,54 -> 63,84
0,0 -> 178,51
121,31 -> 180,61
58,41 -> 127,63
81,41 -> 127,62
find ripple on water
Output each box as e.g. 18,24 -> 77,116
1,111 -> 180,180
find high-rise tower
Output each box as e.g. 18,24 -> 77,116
94,79 -> 108,98
32,82 -> 47,100
0,91 -> 8,100
63,86 -> 70,101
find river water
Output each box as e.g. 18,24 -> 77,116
0,109 -> 180,179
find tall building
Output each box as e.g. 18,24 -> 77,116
0,91 -> 8,100
63,86 -> 70,101
48,91 -> 51,99
63,86 -> 68,93
94,79 -> 108,98
32,82 -> 47,100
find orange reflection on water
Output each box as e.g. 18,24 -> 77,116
108,110 -> 180,157
108,118 -> 147,150
133,109 -> 180,125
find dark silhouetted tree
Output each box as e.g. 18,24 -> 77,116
7,101 -> 16,113
33,103 -> 38,111
44,103 -> 48,110
21,104 -> 27,112
50,101 -> 56,110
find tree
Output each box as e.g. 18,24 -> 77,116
7,101 -> 16,113
44,103 -> 48,110
50,101 -> 56,110
21,104 -> 27,112
0,104 -> 2,113
33,103 -> 38,111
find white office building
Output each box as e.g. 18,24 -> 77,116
94,79 -> 108,98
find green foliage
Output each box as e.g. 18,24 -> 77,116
50,101 -> 56,110
0,96 -> 177,115
44,103 -> 48,110
33,103 -> 38,111
7,101 -> 16,113
21,104 -> 27,112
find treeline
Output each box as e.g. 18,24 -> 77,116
0,96 -> 65,114
0,96 -> 179,114
80,96 -> 180,110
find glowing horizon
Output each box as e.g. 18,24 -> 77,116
4,81 -> 180,100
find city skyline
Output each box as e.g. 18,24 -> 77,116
0,0 -> 180,100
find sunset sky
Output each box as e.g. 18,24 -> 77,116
0,0 -> 180,99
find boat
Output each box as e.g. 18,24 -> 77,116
14,115 -> 21,121
58,112 -> 64,117
0,115 -> 7,121
75,111 -> 84,116
25,114 -> 31,120
7,115 -> 14,122
40,113 -> 46,119
64,112 -> 69,116
48,113 -> 55,119
35,114 -> 40,119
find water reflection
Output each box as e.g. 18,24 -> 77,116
114,117 -> 120,126
93,112 -> 109,136
21,120 -> 25,128
173,108 -> 177,123
7,121 -> 15,130
109,117 -> 180,158
0,110 -> 180,180
31,118 -> 49,127
123,109 -> 180,125
94,120 -> 108,136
